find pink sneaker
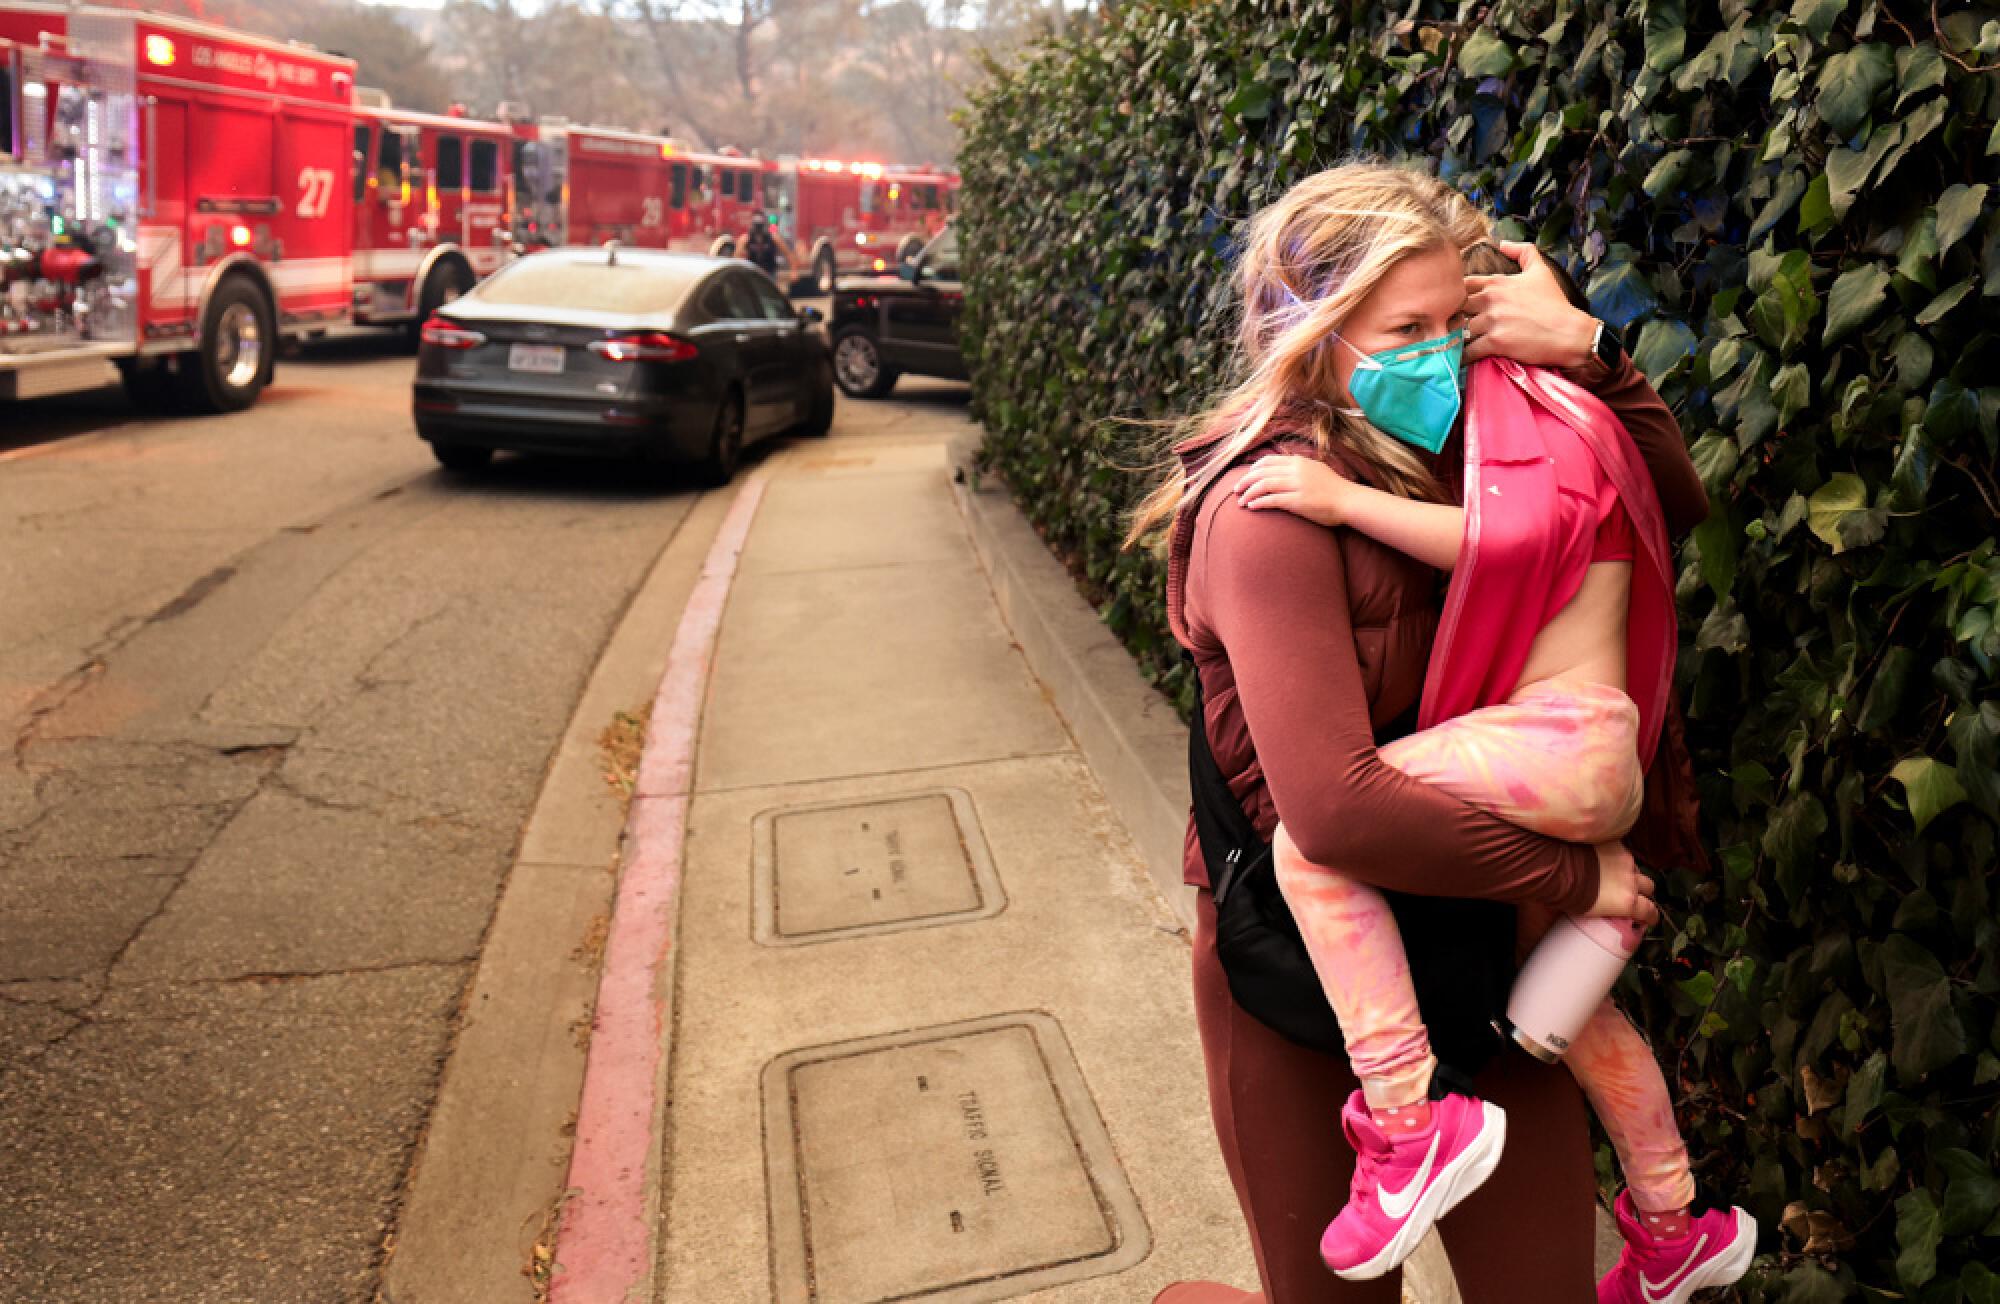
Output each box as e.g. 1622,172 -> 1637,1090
1596,1190 -> 1757,1304
1319,1089 -> 1506,1280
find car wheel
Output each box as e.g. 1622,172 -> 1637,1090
801,357 -> 835,436
832,326 -> 898,399
813,248 -> 837,295
697,390 -> 745,485
430,442 -> 493,473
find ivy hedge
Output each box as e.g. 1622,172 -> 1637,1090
956,1 -> 2000,1298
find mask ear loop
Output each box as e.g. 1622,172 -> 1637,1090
1275,280 -> 1373,418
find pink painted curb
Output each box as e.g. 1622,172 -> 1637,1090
549,474 -> 767,1304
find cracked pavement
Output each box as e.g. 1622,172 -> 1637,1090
0,342 -> 704,1302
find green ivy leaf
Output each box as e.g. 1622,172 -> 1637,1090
1458,29 -> 1518,78
1939,1149 -> 2000,1236
1807,473 -> 1886,553
1876,97 -> 1947,189
1689,431 -> 1738,494
1890,756 -> 1967,834
1916,278 -> 1975,327
1965,1263 -> 2000,1304
1892,331 -> 1935,389
1693,509 -> 1739,597
1936,183 -> 1990,259
1225,81 -> 1273,119
1895,1187 -> 1942,1289
1844,1050 -> 1887,1130
1644,148 -> 1693,199
1897,209 -> 1940,288
1896,43 -> 1946,109
1645,2 -> 1688,72
1763,791 -> 1827,888
1790,0 -> 1848,40
1632,318 -> 1697,382
1823,264 -> 1891,346
1772,361 -> 1812,425
1795,174 -> 1832,236
1823,140 -> 1876,220
1880,933 -> 1968,1081
1782,1260 -> 1848,1304
1814,42 -> 1894,136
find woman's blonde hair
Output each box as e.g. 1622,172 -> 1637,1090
1124,158 -> 1494,548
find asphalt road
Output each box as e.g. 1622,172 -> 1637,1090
0,338 -> 729,1302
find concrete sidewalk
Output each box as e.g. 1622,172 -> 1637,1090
647,390 -> 1257,1300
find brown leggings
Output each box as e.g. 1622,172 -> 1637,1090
1190,888 -> 1600,1303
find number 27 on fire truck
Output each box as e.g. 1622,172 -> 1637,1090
1,5 -> 357,412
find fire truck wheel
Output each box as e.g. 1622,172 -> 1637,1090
813,248 -> 838,296
801,357 -> 835,436
408,261 -> 474,347
696,390 -> 745,486
428,442 -> 494,473
181,276 -> 275,414
831,326 -> 898,399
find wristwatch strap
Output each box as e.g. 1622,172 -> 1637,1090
1590,319 -> 1624,371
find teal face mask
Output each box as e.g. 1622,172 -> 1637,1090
1332,329 -> 1466,455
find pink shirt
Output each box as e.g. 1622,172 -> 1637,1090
1421,359 -> 1679,771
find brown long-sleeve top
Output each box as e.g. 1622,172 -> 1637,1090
1166,355 -> 1707,912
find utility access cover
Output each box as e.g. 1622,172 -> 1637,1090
752,789 -> 1004,945
763,1012 -> 1149,1303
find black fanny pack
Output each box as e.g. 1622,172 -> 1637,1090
1185,652 -> 1516,1082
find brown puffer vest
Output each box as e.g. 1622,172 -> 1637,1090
1164,427 -> 1444,889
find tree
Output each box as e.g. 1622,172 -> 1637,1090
302,6 -> 453,113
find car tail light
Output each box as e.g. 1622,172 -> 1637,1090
589,332 -> 698,363
421,316 -> 486,350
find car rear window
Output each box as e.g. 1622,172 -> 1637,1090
473,259 -> 701,313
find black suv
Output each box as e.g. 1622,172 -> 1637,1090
828,225 -> 966,398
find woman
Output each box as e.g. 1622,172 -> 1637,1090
1128,162 -> 1709,1301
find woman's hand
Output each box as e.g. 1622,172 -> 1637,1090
1236,454 -> 1354,527
1462,240 -> 1599,367
1586,841 -> 1659,927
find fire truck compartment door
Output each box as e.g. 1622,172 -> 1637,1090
143,96 -> 193,326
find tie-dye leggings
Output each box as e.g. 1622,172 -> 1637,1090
1272,677 -> 1695,1212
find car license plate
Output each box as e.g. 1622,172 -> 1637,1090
509,343 -> 565,374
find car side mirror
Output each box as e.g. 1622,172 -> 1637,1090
798,305 -> 824,324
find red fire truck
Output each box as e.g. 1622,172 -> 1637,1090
764,157 -> 957,293
502,117 -> 767,259
0,4 -> 962,415
0,4 -> 355,410
350,93 -> 512,335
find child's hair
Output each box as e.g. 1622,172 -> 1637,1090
1125,158 -> 1494,549
1463,237 -> 1593,311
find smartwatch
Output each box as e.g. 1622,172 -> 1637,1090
1588,319 -> 1624,371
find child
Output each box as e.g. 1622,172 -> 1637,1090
1228,244 -> 1756,1302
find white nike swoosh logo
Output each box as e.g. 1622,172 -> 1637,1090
1639,1232 -> 1710,1304
1376,1132 -> 1441,1221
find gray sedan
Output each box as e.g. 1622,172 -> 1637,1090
413,246 -> 834,482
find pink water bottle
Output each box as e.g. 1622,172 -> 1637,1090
1506,915 -> 1646,1062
